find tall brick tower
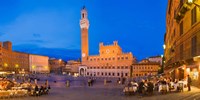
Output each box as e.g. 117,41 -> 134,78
80,6 -> 89,62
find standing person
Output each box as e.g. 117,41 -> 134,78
187,75 -> 192,91
138,79 -> 145,97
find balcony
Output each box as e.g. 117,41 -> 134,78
175,0 -> 192,22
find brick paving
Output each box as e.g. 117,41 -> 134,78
7,75 -> 200,100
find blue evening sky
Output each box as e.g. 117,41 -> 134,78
0,0 -> 167,61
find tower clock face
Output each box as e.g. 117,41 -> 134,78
82,53 -> 86,57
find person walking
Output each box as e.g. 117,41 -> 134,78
187,75 -> 192,91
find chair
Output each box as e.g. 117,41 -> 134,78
178,83 -> 184,92
161,85 -> 167,94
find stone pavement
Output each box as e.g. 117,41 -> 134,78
8,75 -> 200,100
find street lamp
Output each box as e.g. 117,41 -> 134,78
32,65 -> 36,74
188,0 -> 200,8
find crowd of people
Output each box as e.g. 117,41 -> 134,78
123,75 -> 192,96
0,75 -> 51,98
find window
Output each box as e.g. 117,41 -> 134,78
168,0 -> 172,14
105,73 -> 107,76
191,36 -> 197,57
117,66 -> 120,69
136,74 -> 138,76
102,73 -> 104,76
125,73 -> 128,76
112,73 -> 115,76
180,44 -> 184,60
173,29 -> 176,37
101,58 -> 104,61
105,58 -> 107,60
87,72 -> 89,75
90,59 -> 93,61
118,57 -> 120,60
113,57 -> 115,60
121,57 -> 124,60
121,66 -> 124,69
97,67 -> 100,69
125,66 -> 128,69
180,21 -> 183,36
112,67 -> 115,69
117,73 -> 120,76
191,6 -> 197,26
109,58 -> 111,60
109,73 -> 111,76
125,57 -> 128,60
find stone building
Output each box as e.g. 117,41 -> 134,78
63,60 -> 81,76
79,6 -> 136,78
132,63 -> 160,78
164,0 -> 200,84
49,58 -> 65,74
29,54 -> 49,73
0,41 -> 29,74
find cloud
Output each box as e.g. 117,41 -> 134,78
0,9 -> 80,49
33,33 -> 41,38
29,39 -> 45,43
12,43 -> 81,61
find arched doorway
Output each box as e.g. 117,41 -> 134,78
80,68 -> 85,76
79,66 -> 87,77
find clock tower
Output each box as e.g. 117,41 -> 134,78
80,6 -> 89,62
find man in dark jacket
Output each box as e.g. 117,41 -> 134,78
187,75 -> 192,91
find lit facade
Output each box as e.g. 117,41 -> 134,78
29,54 -> 49,73
165,0 -> 200,85
49,58 -> 65,74
79,7 -> 136,78
0,41 -> 29,73
132,62 -> 160,78
63,60 -> 81,75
